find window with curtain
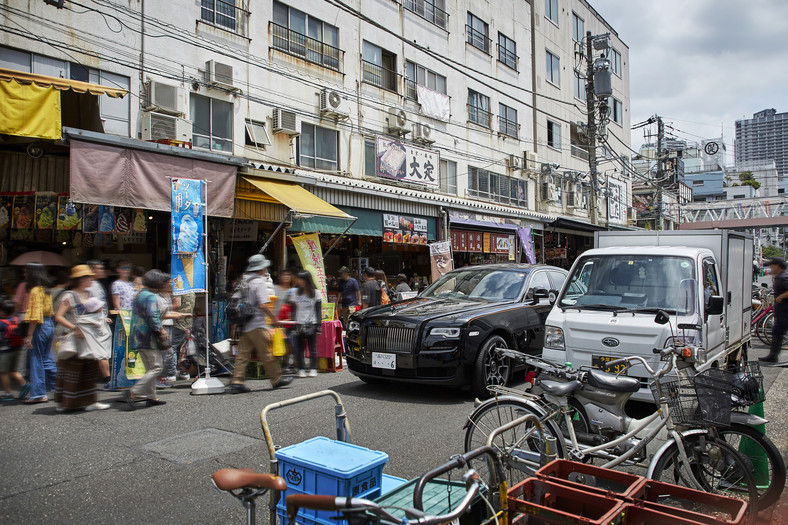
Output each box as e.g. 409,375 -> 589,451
547,120 -> 561,150
469,167 -> 527,206
468,90 -> 491,128
405,61 -> 447,99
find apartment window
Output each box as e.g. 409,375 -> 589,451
362,41 -> 398,92
191,94 -> 233,152
68,64 -> 131,136
364,139 -> 376,176
200,0 -> 248,34
611,48 -> 622,77
545,0 -> 559,25
468,90 -> 491,128
572,12 -> 584,42
573,69 -> 586,101
466,13 -> 490,54
272,1 -> 341,71
498,103 -> 518,138
404,0 -> 448,29
693,180 -> 704,186
469,167 -> 526,206
497,33 -> 517,70
609,97 -> 623,125
405,61 -> 447,99
440,159 -> 457,195
545,50 -> 560,86
245,119 -> 271,147
299,123 -> 339,171
547,120 -> 561,150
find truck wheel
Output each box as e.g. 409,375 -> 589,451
472,335 -> 511,398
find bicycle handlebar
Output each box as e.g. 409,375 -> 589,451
603,354 -> 676,379
413,447 -> 500,510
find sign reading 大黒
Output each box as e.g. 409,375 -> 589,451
171,178 -> 206,295
376,137 -> 439,187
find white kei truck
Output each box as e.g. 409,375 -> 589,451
542,230 -> 753,402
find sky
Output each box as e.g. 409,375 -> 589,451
590,0 -> 788,163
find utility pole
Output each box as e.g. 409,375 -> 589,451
655,116 -> 664,230
585,31 -> 598,225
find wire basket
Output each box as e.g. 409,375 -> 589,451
651,368 -> 733,428
728,361 -> 765,407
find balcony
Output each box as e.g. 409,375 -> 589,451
468,104 -> 491,128
571,141 -> 589,161
498,116 -> 519,139
403,0 -> 449,30
270,22 -> 343,72
497,43 -> 518,71
200,0 -> 250,36
362,60 -> 400,93
466,25 -> 492,54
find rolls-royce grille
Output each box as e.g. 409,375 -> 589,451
365,326 -> 415,354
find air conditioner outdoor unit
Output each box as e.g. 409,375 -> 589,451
540,162 -> 553,175
524,151 -> 538,171
387,108 -> 410,134
412,123 -> 434,144
542,182 -> 559,202
146,81 -> 182,115
141,111 -> 192,142
272,108 -> 299,135
320,88 -> 350,118
507,154 -> 522,171
205,60 -> 234,89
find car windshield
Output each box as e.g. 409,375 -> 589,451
421,269 -> 530,301
559,255 -> 697,315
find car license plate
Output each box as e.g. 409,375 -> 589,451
372,352 -> 396,370
592,355 -> 627,374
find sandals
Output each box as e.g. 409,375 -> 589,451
24,396 -> 48,404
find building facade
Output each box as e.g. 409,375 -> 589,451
735,109 -> 788,180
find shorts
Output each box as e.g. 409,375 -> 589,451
0,350 -> 20,374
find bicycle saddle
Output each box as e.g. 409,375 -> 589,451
540,380 -> 580,396
586,369 -> 640,393
212,468 -> 287,492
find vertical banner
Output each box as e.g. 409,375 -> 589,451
517,227 -> 536,264
171,178 -> 206,295
291,233 -> 328,301
429,241 -> 453,282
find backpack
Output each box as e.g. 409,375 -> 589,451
225,276 -> 261,326
0,317 -> 22,351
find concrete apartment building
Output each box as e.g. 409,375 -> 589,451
736,109 -> 788,181
0,0 -> 631,272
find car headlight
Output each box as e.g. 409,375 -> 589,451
544,326 -> 565,350
430,327 -> 461,338
348,321 -> 360,332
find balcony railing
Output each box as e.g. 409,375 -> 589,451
468,104 -> 491,128
200,0 -> 249,36
362,60 -> 400,93
497,43 -> 518,71
270,22 -> 343,72
403,0 -> 449,29
571,141 -> 589,161
498,116 -> 519,138
466,25 -> 492,54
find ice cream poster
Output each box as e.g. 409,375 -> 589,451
83,204 -> 99,233
0,195 -> 12,230
56,195 -> 82,231
98,206 -> 115,233
171,178 -> 206,296
35,194 -> 57,230
12,194 -> 34,230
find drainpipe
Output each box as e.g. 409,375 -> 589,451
439,207 -> 449,241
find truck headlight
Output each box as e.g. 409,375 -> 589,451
544,326 -> 565,350
348,321 -> 360,332
665,335 -> 698,348
430,327 -> 461,338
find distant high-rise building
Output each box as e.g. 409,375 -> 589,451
735,109 -> 788,179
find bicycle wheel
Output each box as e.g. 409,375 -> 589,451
651,433 -> 759,514
758,312 -> 774,346
464,399 -> 565,489
719,423 -> 786,508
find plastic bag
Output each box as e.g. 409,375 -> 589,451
271,328 -> 287,357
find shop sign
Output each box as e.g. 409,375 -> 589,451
508,234 -> 516,261
608,178 -> 627,225
171,178 -> 207,296
429,241 -> 453,281
291,232 -> 329,301
467,232 -> 483,253
482,232 -> 490,253
224,220 -> 258,242
376,137 -> 439,188
382,213 -> 428,245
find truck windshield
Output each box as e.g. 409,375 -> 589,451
559,255 -> 696,314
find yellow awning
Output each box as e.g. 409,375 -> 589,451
0,68 -> 129,98
241,177 -> 353,219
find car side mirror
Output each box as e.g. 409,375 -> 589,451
533,288 -> 549,299
706,295 -> 724,316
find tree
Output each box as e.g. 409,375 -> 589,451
762,245 -> 783,259
738,171 -> 761,190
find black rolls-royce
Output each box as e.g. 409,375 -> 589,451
345,264 -> 567,396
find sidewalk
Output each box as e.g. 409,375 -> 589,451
756,364 -> 788,524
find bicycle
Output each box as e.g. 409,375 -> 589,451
211,468 -> 287,525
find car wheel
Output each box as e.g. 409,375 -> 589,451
471,335 -> 511,398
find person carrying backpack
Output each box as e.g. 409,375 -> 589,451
0,299 -> 29,401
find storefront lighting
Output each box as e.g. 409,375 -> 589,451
148,215 -> 153,220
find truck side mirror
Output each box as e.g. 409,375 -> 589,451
706,295 -> 724,316
654,310 -> 670,325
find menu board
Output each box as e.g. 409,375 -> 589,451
382,213 -> 428,245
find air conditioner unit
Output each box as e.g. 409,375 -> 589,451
387,107 -> 410,134
540,162 -> 553,175
507,154 -> 522,171
542,182 -> 559,202
145,81 -> 182,115
320,88 -> 350,118
205,60 -> 234,89
272,108 -> 299,135
524,151 -> 539,171
412,123 -> 434,144
141,111 -> 192,142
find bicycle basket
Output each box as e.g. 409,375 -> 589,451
729,361 -> 765,407
650,368 -> 733,428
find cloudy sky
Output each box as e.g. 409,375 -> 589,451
590,0 -> 788,163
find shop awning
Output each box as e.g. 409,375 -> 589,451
291,207 -> 383,236
549,217 -> 607,233
241,177 -> 353,219
450,217 -> 519,231
0,68 -> 128,140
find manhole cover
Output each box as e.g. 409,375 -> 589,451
141,428 -> 260,464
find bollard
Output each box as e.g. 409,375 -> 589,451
738,401 -> 769,486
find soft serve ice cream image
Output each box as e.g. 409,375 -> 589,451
177,213 -> 200,287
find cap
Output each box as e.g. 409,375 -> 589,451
769,257 -> 787,270
338,266 -> 350,274
71,264 -> 95,279
246,254 -> 271,272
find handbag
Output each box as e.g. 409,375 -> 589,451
271,328 -> 287,357
55,329 -> 78,360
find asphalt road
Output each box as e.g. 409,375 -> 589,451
2,341 -> 785,524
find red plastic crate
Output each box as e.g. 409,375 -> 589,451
629,480 -> 748,525
619,503 -> 713,525
535,459 -> 644,499
508,478 -> 626,525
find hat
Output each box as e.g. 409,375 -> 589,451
71,264 -> 95,279
246,254 -> 271,272
338,266 -> 350,274
769,257 -> 787,270
83,297 -> 103,313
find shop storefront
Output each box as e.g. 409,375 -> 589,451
541,217 -> 606,269
448,214 -> 548,268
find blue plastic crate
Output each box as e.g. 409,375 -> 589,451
380,474 -> 408,498
275,437 -> 388,525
